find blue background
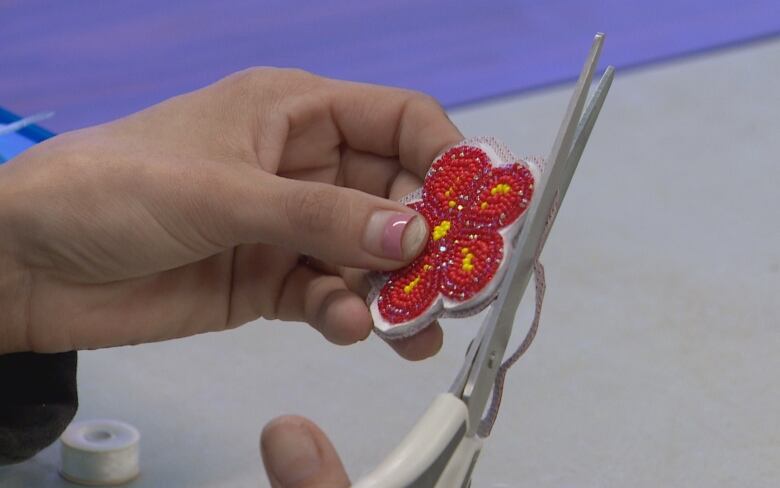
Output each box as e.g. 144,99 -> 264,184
2,0 -> 778,135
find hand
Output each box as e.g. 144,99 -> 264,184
261,416 -> 350,488
0,68 -> 462,356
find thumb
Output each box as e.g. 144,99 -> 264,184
237,173 -> 429,270
261,416 -> 351,488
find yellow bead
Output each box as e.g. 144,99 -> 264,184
490,183 -> 512,196
404,276 -> 421,294
448,200 -> 456,208
432,220 -> 451,241
480,201 -> 488,209
461,251 -> 475,272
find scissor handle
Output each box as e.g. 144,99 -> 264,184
352,394 -> 482,488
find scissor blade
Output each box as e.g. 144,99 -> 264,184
535,65 -> 614,250
545,33 -> 605,187
457,34 -> 606,435
491,33 -> 605,317
559,66 -> 615,200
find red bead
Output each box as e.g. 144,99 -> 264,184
377,144 -> 536,326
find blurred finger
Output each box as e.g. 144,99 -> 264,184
338,148 -> 403,198
386,321 -> 443,361
275,265 -> 372,345
387,169 -> 423,201
261,416 -> 350,488
325,80 -> 463,179
338,149 -> 425,205
231,172 -> 429,270
338,266 -> 371,298
301,256 -> 340,276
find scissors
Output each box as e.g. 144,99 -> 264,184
353,33 -> 615,488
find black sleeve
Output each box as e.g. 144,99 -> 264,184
0,351 -> 78,465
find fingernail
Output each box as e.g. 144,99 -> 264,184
365,211 -> 427,261
263,421 -> 321,486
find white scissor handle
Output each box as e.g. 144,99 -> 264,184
353,394 -> 482,488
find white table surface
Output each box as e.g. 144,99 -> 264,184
2,38 -> 779,487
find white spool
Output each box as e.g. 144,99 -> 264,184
59,419 -> 140,486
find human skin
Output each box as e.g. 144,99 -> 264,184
0,69 -> 463,485
0,68 -> 462,358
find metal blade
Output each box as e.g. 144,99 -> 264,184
535,65 -> 615,250
455,34 -> 606,435
559,66 -> 615,201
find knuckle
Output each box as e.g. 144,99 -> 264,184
408,91 -> 445,114
226,67 -> 271,88
251,67 -> 319,87
227,67 -> 318,90
285,186 -> 347,235
278,67 -> 317,81
229,68 -> 324,107
223,68 -> 324,124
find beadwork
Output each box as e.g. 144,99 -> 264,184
370,137 -> 541,339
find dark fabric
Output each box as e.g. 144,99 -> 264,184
0,351 -> 78,465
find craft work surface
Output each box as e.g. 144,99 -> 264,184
2,39 -> 779,487
2,0 -> 779,132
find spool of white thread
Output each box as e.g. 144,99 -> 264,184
59,419 -> 140,486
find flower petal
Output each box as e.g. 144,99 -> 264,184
378,254 -> 440,325
464,163 -> 536,230
423,145 -> 491,218
440,229 -> 504,302
407,200 -> 461,262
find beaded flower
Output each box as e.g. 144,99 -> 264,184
369,137 -> 541,339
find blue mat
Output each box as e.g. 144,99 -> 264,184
1,0 -> 779,133
0,108 -> 54,162
0,132 -> 34,164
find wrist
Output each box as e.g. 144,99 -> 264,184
0,167 -> 31,354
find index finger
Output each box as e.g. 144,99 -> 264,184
324,79 -> 463,179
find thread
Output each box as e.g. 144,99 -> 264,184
59,419 -> 140,486
477,191 -> 560,437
